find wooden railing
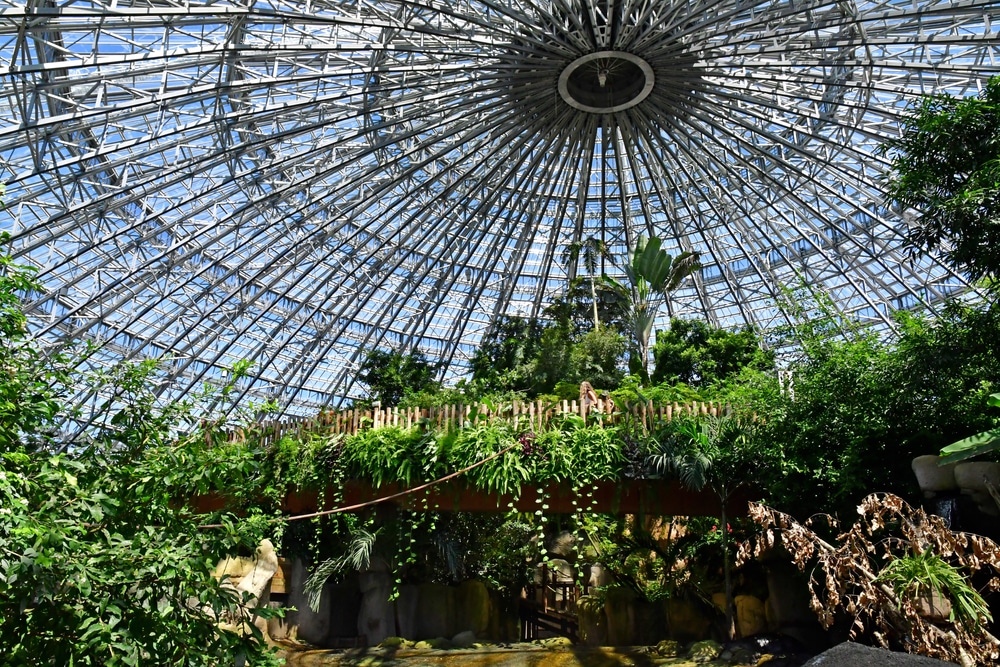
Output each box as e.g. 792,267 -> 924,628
239,398 -> 729,446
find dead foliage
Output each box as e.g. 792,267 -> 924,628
738,493 -> 1000,666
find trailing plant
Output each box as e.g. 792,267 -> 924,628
448,420 -> 528,495
740,493 -> 1000,666
340,426 -> 443,487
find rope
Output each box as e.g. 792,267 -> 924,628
197,443 -> 518,529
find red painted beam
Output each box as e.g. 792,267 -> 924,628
196,480 -> 753,517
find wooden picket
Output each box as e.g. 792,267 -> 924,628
232,398 -> 731,444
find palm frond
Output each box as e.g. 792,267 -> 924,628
303,527 -> 377,611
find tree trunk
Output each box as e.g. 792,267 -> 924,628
590,275 -> 600,331
721,495 -> 736,640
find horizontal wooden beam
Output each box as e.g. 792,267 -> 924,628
196,479 -> 754,518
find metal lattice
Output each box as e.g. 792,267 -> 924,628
2,0 -> 997,414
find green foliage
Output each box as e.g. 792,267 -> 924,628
0,233 -> 70,452
561,235 -> 618,332
544,278 -> 632,339
651,318 -> 773,388
938,393 -> 1000,464
340,426 -> 442,487
881,76 -> 1000,281
0,246 -> 284,665
470,315 -> 546,393
447,421 -> 528,495
750,298 -> 1000,518
357,348 -> 440,407
0,381 -> 283,666
877,548 -> 991,629
609,375 -> 706,405
604,236 -> 701,378
568,326 -> 627,390
531,321 -> 574,394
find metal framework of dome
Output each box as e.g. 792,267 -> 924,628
1,0 -> 997,415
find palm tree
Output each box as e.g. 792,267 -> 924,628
649,413 -> 755,641
605,236 -> 700,379
561,235 -> 616,332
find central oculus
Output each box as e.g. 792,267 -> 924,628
558,51 -> 655,113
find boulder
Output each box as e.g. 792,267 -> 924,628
577,594 -> 607,646
213,540 -> 279,640
451,630 -> 478,647
665,597 -> 712,644
357,558 -> 395,645
803,642 -> 959,666
763,550 -> 825,646
655,639 -> 682,657
236,539 -> 279,603
415,583 -> 456,639
394,584 -> 420,640
546,531 -> 577,559
604,586 -> 637,646
455,580 -> 490,635
280,557 -> 330,645
535,558 -> 575,584
735,595 -> 768,638
583,562 -> 613,589
487,590 -> 520,642
688,639 -> 722,663
377,636 -> 410,649
414,636 -> 453,650
633,598 -> 667,645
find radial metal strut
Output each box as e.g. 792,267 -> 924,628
1,0 -> 997,414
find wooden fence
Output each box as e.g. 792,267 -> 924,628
243,398 -> 728,447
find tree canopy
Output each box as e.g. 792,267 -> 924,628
882,76 -> 1000,281
651,318 -> 773,388
357,348 -> 440,407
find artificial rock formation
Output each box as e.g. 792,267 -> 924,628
213,539 -> 280,638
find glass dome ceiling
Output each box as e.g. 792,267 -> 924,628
2,0 -> 997,414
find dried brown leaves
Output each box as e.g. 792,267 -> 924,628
739,493 -> 1000,666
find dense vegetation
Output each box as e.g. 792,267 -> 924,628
4,79 -> 1000,661
881,75 -> 1000,281
1,236 -> 285,666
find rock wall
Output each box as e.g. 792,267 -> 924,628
273,558 -> 517,647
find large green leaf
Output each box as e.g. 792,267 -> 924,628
939,428 -> 1000,465
938,393 -> 1000,464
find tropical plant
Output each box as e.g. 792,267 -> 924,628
880,75 -> 1000,281
648,413 -> 763,639
357,348 -> 440,407
877,548 -> 991,629
938,392 -> 1000,464
742,493 -> 1000,665
651,318 -> 773,388
568,325 -> 627,390
469,315 -> 546,394
304,526 -> 377,610
562,234 -> 616,332
605,236 -> 700,380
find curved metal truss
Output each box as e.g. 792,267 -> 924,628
1,0 -> 997,414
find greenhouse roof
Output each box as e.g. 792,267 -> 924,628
2,0 -> 998,414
